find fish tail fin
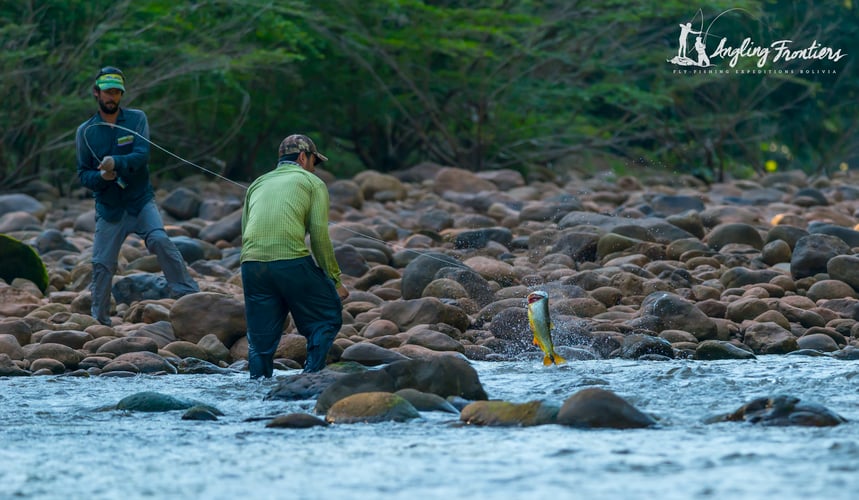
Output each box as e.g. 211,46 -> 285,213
554,354 -> 567,365
543,355 -> 552,366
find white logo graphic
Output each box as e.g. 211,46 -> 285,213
669,8 -> 847,71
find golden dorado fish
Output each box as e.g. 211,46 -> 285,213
527,291 -> 566,366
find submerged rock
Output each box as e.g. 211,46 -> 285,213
325,392 -> 420,424
707,394 -> 847,427
114,391 -> 220,414
556,387 -> 657,429
460,400 -> 559,426
267,413 -> 329,428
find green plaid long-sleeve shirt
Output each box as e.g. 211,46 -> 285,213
240,161 -> 342,288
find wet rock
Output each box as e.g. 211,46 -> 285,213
115,391 -> 216,412
112,274 -> 171,305
708,394 -> 846,426
265,369 -> 355,401
796,333 -> 839,352
315,356 -> 487,413
267,413 -> 329,428
325,392 -> 420,424
0,353 -> 30,376
613,334 -> 674,360
832,346 -> 859,360
394,388 -> 460,414
30,358 -> 66,374
557,387 -> 657,429
694,340 -> 756,360
181,405 -> 221,421
460,400 -> 559,426
175,357 -> 237,375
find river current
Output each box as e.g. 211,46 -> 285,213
1,356 -> 858,500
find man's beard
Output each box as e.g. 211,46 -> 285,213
98,100 -> 118,115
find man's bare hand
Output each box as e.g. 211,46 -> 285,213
336,284 -> 349,300
99,156 -> 115,173
100,169 -> 117,181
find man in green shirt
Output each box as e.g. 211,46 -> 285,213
241,134 -> 349,377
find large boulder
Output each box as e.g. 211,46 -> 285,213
170,293 -> 246,347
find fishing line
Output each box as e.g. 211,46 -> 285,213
83,122 -> 473,271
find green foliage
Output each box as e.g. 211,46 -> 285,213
0,0 -> 855,188
0,234 -> 49,293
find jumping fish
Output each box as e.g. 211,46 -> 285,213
527,291 -> 566,366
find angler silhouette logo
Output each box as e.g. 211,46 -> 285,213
668,8 -> 847,71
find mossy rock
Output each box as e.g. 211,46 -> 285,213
0,234 -> 49,293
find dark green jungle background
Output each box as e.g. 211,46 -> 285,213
1,0 -> 856,193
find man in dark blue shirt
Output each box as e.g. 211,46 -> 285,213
75,66 -> 198,325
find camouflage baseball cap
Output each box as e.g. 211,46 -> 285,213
278,134 -> 328,162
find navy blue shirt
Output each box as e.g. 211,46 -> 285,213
76,108 -> 154,222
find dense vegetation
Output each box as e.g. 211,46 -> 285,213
1,0 -> 856,192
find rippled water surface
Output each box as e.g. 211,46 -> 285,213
2,356 -> 858,499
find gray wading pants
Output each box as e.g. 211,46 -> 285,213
91,200 -> 198,325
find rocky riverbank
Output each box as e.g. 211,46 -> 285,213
2,165 -> 859,382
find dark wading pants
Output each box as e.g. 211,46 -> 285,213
241,257 -> 343,378
91,201 -> 199,325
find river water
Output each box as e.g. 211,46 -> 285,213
1,356 -> 858,500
